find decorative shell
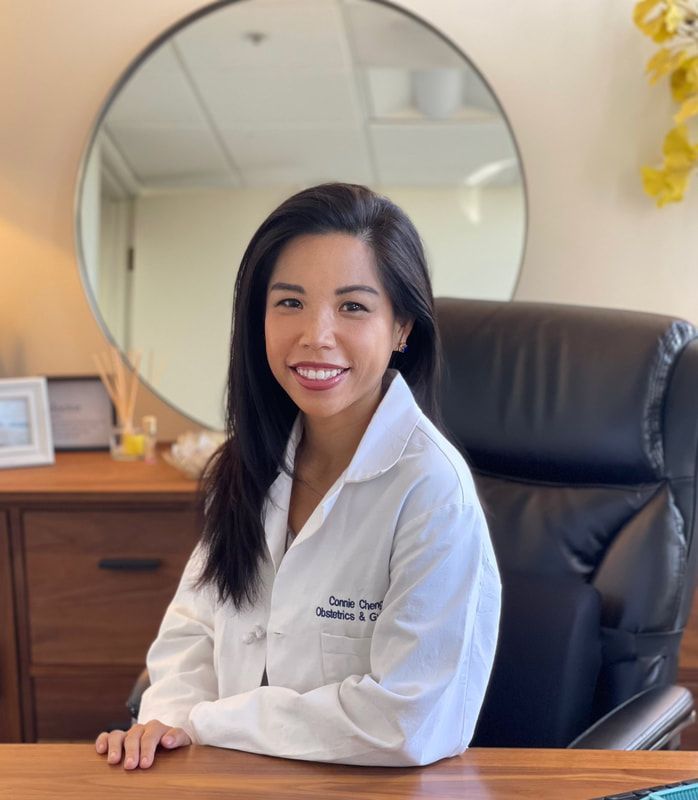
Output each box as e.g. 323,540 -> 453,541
164,430 -> 226,479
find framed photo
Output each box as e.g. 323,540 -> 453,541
46,375 -> 115,451
0,377 -> 55,468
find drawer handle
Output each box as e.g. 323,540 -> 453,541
98,558 -> 163,571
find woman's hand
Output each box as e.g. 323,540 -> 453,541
95,720 -> 191,769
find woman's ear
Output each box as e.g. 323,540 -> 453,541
394,317 -> 415,350
400,318 -> 415,341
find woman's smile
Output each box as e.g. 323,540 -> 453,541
290,363 -> 350,391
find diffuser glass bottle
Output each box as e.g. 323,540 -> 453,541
109,425 -> 144,461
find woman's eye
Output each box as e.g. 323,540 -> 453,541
277,298 -> 302,309
340,301 -> 368,312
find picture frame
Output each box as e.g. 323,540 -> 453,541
46,375 -> 115,451
0,377 -> 55,469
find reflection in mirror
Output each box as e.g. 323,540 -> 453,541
78,0 -> 526,429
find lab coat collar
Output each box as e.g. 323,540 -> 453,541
264,370 -> 421,559
343,370 -> 422,483
270,369 -> 421,494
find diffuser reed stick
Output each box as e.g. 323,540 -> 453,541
125,350 -> 142,431
93,346 -> 146,460
92,346 -> 142,431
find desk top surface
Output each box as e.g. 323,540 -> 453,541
4,745 -> 698,800
0,450 -> 197,499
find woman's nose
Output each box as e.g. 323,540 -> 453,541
299,311 -> 336,349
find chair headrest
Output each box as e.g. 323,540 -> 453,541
435,298 -> 697,483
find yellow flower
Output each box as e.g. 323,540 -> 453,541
671,57 -> 698,100
664,1 -> 684,33
634,2 -> 698,204
675,94 -> 698,122
662,124 -> 698,168
642,129 -> 696,206
634,0 -> 682,42
641,165 -> 692,205
647,46 -> 689,82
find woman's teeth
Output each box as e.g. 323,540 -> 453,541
295,367 -> 344,380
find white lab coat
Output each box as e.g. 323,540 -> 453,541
138,370 -> 501,766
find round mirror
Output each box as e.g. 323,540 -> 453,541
77,0 -> 527,430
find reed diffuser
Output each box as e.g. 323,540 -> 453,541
93,346 -> 144,460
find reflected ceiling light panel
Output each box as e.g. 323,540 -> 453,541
459,158 -> 518,225
463,158 -> 517,188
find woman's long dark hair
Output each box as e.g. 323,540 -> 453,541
197,183 -> 442,608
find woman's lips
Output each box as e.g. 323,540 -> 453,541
290,366 -> 349,392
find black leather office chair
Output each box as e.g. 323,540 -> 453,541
435,298 -> 698,749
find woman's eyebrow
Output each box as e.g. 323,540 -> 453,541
336,285 -> 379,296
269,282 -> 304,293
269,283 -> 379,296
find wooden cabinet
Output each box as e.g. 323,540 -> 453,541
0,452 -> 197,741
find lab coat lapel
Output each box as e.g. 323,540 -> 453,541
264,470 -> 293,573
268,470 -> 331,555
264,416 -> 301,573
291,479 -> 344,547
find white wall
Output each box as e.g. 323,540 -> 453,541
1,0 -> 696,437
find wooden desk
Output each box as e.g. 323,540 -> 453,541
3,746 -> 698,799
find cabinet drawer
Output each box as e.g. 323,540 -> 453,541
24,510 -> 197,665
34,670 -> 138,740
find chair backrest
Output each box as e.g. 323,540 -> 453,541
435,298 -> 698,744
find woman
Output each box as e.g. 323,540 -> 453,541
96,183 -> 501,769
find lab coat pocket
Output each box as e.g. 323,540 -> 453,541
320,632 -> 372,684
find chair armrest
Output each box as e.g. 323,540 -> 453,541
125,668 -> 151,722
568,685 -> 695,750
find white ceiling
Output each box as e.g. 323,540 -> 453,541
102,0 -> 520,192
